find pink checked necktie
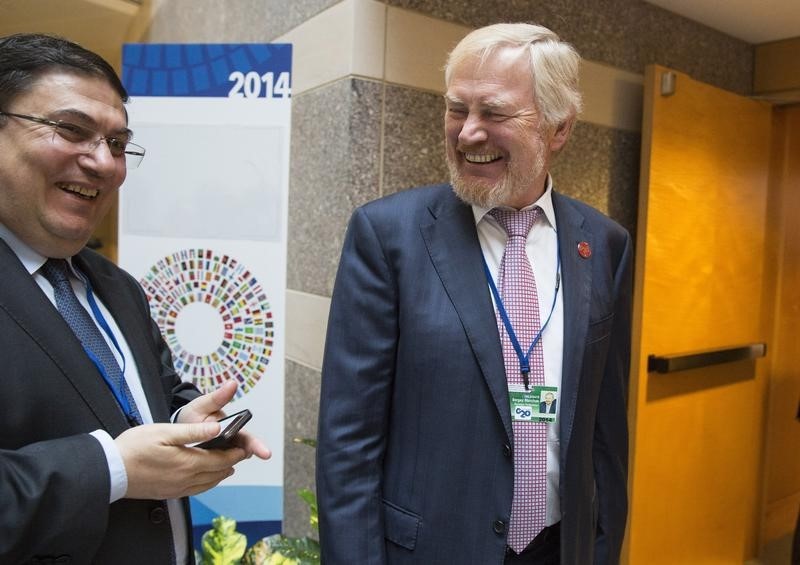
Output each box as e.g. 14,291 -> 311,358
490,207 -> 547,553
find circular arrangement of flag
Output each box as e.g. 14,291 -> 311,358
140,248 -> 273,397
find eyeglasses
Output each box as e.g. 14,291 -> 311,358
0,110 -> 146,169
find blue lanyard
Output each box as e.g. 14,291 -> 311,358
482,236 -> 561,390
73,269 -> 137,422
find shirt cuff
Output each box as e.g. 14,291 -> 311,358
89,429 -> 128,503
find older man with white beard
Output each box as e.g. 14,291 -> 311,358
317,22 -> 633,565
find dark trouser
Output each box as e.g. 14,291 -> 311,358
504,522 -> 560,565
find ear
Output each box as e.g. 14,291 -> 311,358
548,118 -> 573,152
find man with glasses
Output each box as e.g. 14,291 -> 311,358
0,33 -> 270,564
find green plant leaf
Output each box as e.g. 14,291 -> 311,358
253,534 -> 320,565
291,437 -> 317,448
200,515 -> 248,565
296,488 -> 318,531
242,538 -> 269,565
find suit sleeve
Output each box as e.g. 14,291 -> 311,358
592,229 -> 633,565
317,207 -> 397,565
0,435 -> 111,562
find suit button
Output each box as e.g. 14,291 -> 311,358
493,520 -> 506,535
503,444 -> 512,457
149,506 -> 167,524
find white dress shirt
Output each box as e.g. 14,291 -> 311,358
472,175 -> 564,526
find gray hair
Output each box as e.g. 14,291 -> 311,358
445,23 -> 583,130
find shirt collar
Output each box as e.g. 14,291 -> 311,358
471,174 -> 557,231
0,222 -> 76,276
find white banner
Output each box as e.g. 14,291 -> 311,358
119,43 -> 291,545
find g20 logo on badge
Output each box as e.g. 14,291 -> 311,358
515,406 -> 533,420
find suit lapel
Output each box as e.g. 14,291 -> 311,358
552,192 -> 592,465
76,252 -> 171,424
0,241 -> 130,434
420,191 -> 513,442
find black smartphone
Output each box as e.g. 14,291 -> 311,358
195,409 -> 252,450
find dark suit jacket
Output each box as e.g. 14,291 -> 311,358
0,241 -> 200,564
317,184 -> 632,565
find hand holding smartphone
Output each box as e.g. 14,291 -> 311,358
194,409 -> 252,449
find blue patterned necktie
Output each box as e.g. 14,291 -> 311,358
40,258 -> 143,426
490,207 -> 547,552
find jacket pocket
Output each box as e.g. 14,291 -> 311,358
383,499 -> 420,550
586,313 -> 614,345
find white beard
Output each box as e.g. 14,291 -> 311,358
448,142 -> 546,209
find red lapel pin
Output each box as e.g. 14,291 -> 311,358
577,241 -> 592,258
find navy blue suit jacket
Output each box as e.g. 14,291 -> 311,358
317,184 -> 632,564
0,241 -> 200,564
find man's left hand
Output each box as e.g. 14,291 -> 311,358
177,380 -> 271,460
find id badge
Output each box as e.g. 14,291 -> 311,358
509,384 -> 559,423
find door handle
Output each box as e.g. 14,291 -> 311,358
647,343 -> 766,373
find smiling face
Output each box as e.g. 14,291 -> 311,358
445,46 -> 569,209
0,71 -> 127,258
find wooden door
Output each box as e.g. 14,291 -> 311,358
625,65 -> 773,563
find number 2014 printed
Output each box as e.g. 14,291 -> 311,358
228,71 -> 291,98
